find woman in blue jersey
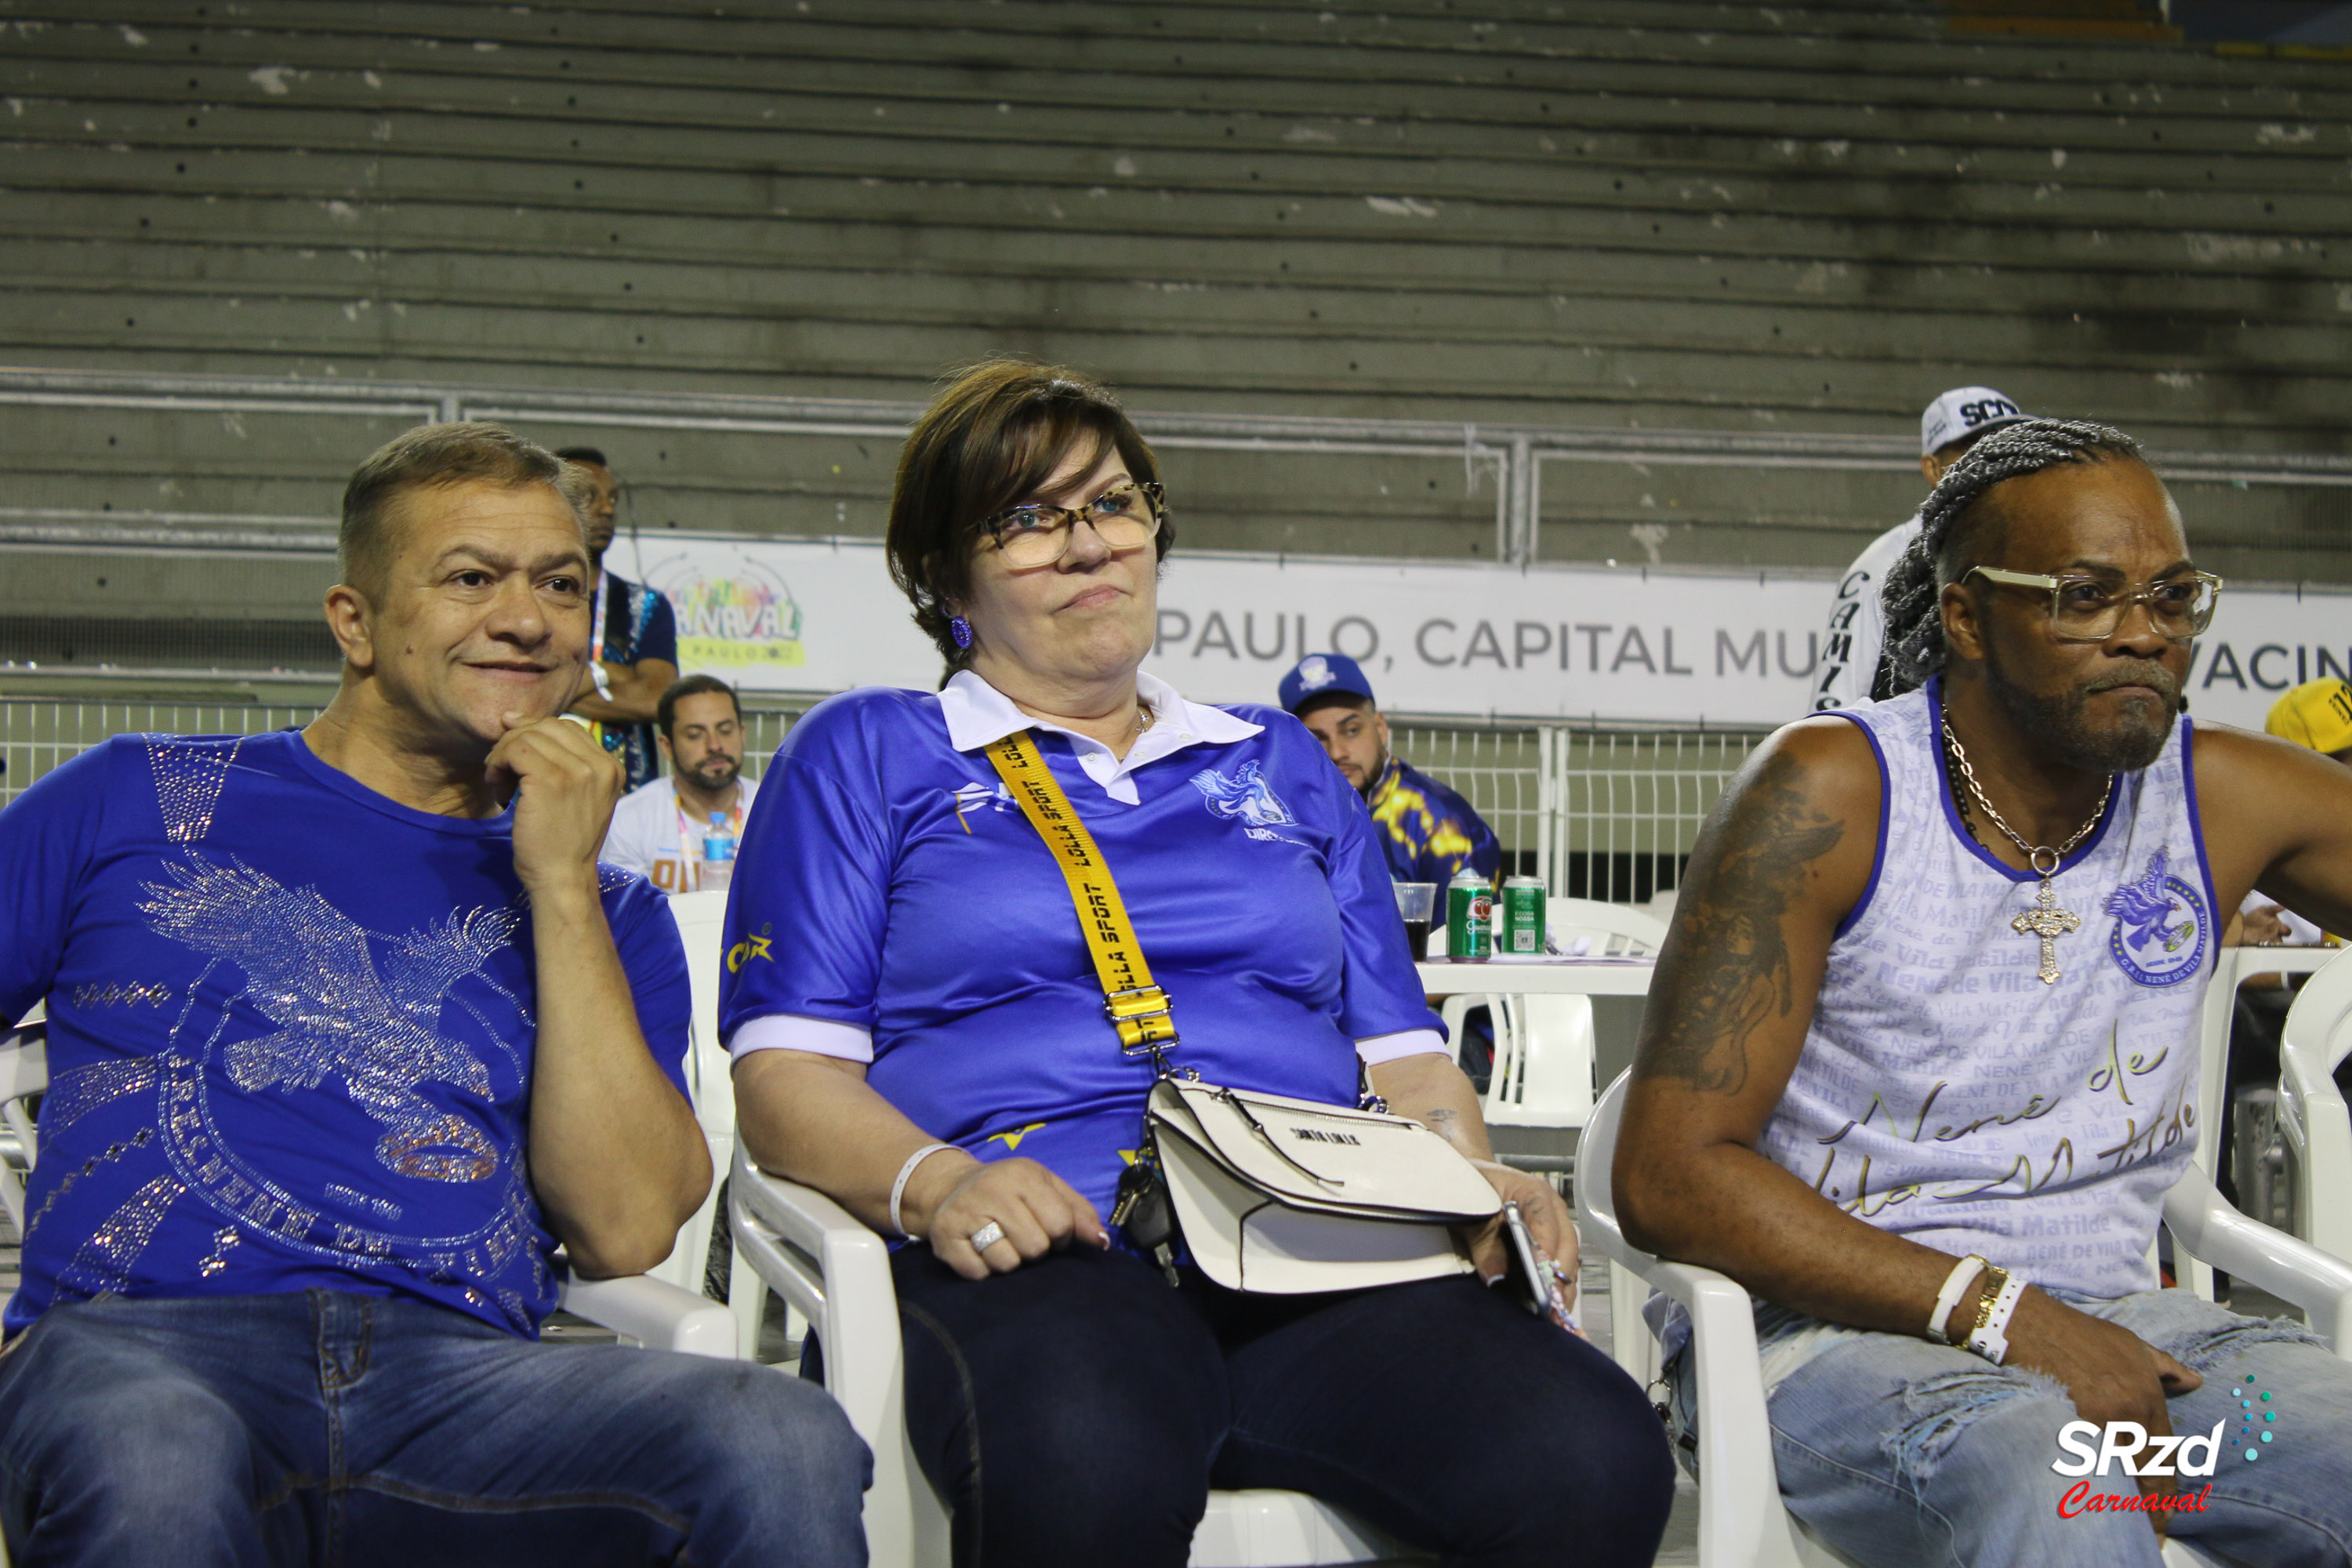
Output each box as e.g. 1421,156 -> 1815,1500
724,362 -> 1671,1568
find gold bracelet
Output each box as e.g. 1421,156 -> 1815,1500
1966,1265 -> 2011,1341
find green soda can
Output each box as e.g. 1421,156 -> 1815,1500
1445,869 -> 1492,960
1500,876 -> 1547,956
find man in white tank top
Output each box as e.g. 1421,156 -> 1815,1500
1617,419 -> 2352,1567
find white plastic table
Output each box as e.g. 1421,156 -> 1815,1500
1414,958 -> 1655,997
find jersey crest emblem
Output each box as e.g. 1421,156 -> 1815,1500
1189,763 -> 1298,841
2103,848 -> 2208,988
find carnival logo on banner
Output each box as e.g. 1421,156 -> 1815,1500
644,549 -> 806,671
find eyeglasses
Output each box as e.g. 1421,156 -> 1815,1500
1966,566 -> 2223,643
979,481 -> 1165,569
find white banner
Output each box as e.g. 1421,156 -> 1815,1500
627,535 -> 2348,733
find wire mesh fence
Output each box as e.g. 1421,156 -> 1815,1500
0,699 -> 1766,904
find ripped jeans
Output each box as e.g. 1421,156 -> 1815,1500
1670,1289 -> 2352,1568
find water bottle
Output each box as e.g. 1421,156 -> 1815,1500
699,811 -> 738,892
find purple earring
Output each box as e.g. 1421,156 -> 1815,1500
949,615 -> 973,650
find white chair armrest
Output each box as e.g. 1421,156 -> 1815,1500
1577,1181 -> 1805,1568
728,1149 -> 950,1566
1637,1258 -> 1809,1568
727,1149 -> 902,1450
2163,1162 -> 2352,1356
558,1270 -> 739,1358
2280,1029 -> 2352,1265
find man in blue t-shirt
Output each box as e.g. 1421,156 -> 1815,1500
557,447 -> 681,791
0,423 -> 865,1567
1279,653 -> 1502,887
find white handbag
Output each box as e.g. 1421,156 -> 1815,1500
987,730 -> 1503,1295
1149,1078 -> 1499,1294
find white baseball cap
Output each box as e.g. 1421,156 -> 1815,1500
1920,386 -> 2031,457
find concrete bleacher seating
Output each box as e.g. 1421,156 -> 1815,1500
2,1 -> 2349,670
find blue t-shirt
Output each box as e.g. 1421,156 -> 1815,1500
719,688 -> 1441,1225
1365,758 -> 1503,886
0,731 -> 691,1338
599,571 -> 681,792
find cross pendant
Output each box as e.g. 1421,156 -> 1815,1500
2011,877 -> 2082,985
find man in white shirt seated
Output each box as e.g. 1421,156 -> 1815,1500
601,675 -> 760,893
1812,386 -> 2034,712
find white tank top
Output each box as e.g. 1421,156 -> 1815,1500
1760,679 -> 2217,1298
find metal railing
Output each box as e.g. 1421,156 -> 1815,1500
6,368 -> 2351,568
0,699 -> 1760,904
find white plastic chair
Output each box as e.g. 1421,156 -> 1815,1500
2277,946 -> 2352,1269
651,892 -> 731,1293
2183,942 -> 2346,1300
1438,898 -> 1667,1380
1439,897 -> 1666,1134
728,1150 -> 1431,1568
1576,1069 -> 2352,1568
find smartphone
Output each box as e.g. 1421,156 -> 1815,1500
1501,1200 -> 1579,1333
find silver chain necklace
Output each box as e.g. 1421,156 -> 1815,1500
1941,718 -> 2114,986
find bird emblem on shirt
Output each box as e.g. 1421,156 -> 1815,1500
1189,762 -> 1296,829
2103,848 -> 2193,956
137,855 -> 519,1182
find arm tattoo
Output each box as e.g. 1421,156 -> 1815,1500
1636,749 -> 1845,1094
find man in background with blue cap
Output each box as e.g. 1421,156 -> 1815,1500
1279,653 -> 1501,886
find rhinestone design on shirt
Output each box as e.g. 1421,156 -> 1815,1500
144,737 -> 241,844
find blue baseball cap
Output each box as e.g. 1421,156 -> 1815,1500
1279,653 -> 1376,713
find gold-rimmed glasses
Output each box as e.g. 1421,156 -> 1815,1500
1966,565 -> 2223,643
978,481 -> 1165,568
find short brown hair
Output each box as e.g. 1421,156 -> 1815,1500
885,360 -> 1173,666
658,673 -> 742,739
339,422 -> 573,600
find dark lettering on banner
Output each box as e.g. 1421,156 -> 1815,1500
1777,630 -> 1820,679
1194,611 -> 1239,660
1463,621 -> 1507,669
1612,626 -> 1656,674
1243,612 -> 1288,662
1329,616 -> 1379,659
1155,609 -> 1191,655
2202,643 -> 2247,690
2250,644 -> 2292,691
1513,621 -> 1552,669
1662,629 -> 1693,676
1417,619 -> 1457,666
1718,630 -> 1767,677
2322,648 -> 2350,684
1575,624 -> 1613,671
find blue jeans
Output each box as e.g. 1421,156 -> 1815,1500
0,1290 -> 871,1568
1671,1289 -> 2352,1567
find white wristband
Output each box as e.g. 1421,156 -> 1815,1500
1965,1270 -> 2029,1366
1926,1254 -> 1988,1346
887,1142 -> 956,1240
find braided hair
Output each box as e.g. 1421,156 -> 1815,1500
1878,418 -> 2146,695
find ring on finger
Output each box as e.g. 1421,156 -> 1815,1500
967,1220 -> 1006,1252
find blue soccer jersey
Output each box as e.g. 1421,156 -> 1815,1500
720,672 -> 1443,1227
1365,758 -> 1503,886
0,731 -> 691,1338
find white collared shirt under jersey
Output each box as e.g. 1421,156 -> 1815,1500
728,669 -> 1445,1068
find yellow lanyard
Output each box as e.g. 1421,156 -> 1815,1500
985,731 -> 1178,1058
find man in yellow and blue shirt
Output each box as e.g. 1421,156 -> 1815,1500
1279,653 -> 1501,886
